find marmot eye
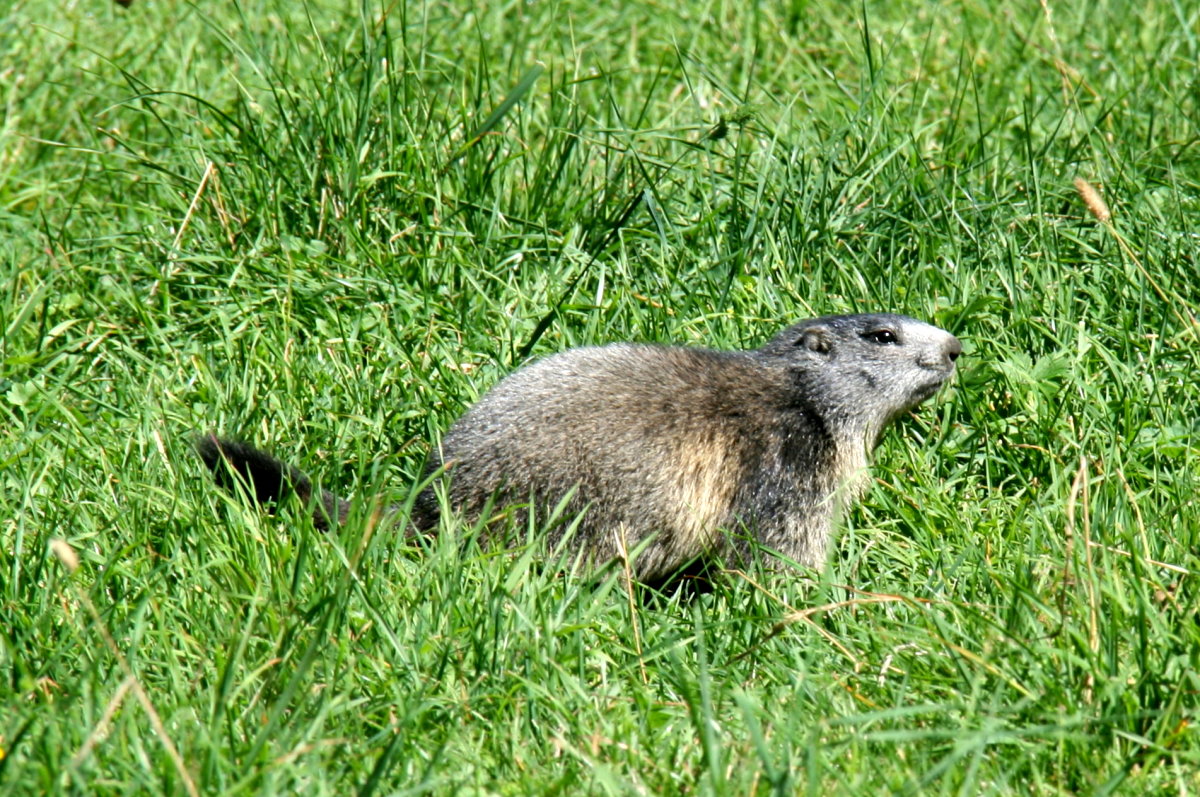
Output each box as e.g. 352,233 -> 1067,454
864,329 -> 899,345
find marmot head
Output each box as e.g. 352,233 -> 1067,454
758,313 -> 961,443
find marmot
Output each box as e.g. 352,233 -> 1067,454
199,313 -> 960,580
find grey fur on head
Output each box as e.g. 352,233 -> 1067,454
200,313 -> 960,581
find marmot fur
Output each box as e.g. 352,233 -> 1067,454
199,313 -> 960,579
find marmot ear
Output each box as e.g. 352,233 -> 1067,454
797,327 -> 832,355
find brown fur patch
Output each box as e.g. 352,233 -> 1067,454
666,430 -> 741,549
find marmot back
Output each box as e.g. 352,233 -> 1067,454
200,313 -> 961,580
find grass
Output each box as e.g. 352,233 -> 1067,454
2,0 -> 1200,792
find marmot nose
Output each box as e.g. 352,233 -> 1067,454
946,336 -> 962,363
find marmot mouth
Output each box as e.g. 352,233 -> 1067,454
908,378 -> 949,405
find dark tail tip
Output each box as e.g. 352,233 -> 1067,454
196,433 -> 313,507
196,434 -> 350,530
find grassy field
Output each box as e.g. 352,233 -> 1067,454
3,0 -> 1200,792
